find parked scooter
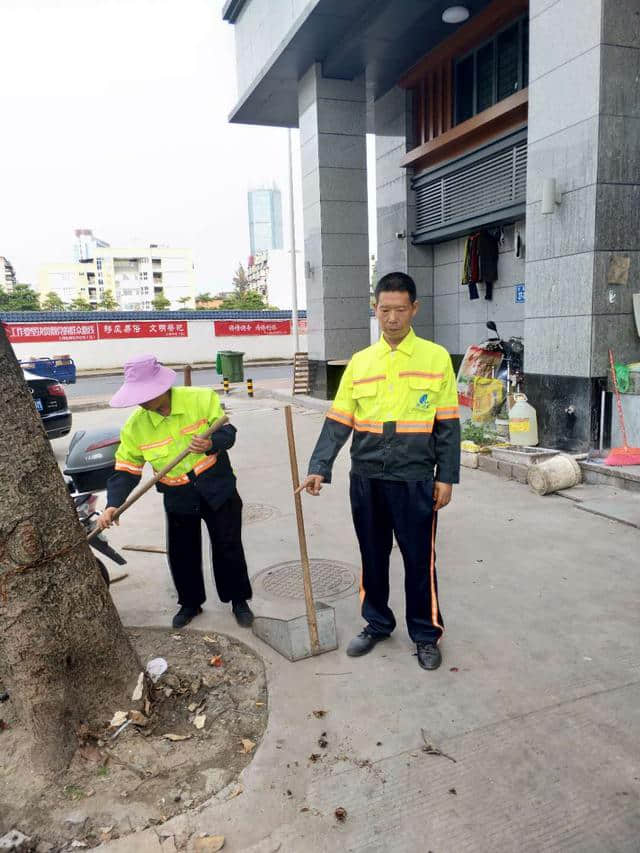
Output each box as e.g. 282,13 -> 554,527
482,320 -> 524,393
64,427 -> 126,586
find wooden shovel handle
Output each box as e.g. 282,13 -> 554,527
284,406 -> 320,654
86,415 -> 229,542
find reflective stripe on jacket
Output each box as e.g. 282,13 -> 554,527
308,328 -> 461,484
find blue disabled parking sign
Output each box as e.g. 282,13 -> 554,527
515,284 -> 525,303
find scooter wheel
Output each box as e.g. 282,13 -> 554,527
96,558 -> 110,586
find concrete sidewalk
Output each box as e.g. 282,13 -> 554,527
74,395 -> 640,852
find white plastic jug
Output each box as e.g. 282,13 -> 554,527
509,393 -> 538,446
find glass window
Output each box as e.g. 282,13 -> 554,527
455,55 -> 474,124
476,42 -> 495,113
497,23 -> 520,101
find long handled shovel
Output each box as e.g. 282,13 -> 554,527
86,415 -> 229,542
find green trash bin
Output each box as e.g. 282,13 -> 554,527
218,350 -> 244,382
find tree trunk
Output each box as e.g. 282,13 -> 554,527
0,328 -> 141,773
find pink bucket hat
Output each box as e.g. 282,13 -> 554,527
110,355 -> 177,408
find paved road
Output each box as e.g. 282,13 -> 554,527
65,363 -> 291,400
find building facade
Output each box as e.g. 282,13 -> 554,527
247,249 -> 306,309
0,256 -> 17,292
248,187 -> 284,255
223,0 -> 640,450
40,238 -> 196,311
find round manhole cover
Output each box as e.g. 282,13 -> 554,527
243,503 -> 279,524
253,559 -> 359,601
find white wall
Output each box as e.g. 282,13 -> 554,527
7,318 -> 307,369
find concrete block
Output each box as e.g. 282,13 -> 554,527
298,103 -> 319,146
318,167 -> 368,203
316,98 -> 366,137
459,322 -> 488,351
527,47 -> 601,145
602,0 -> 640,48
377,237 -> 408,274
526,117 -> 599,203
378,203 -> 410,247
323,297 -> 372,331
412,268 -> 434,299
592,251 -> 640,314
591,313 -> 639,375
494,250 -> 525,288
317,131 -> 367,171
525,185 -> 598,262
491,283 -> 526,324
434,239 -> 459,266
373,86 -> 408,135
461,450 -> 480,469
324,326 -> 370,360
529,0 -> 601,83
524,315 -> 593,376
376,144 -> 405,187
321,265 -> 371,299
459,289 -> 489,324
434,324 -> 460,354
525,253 -> 595,319
407,232 -> 434,268
377,176 -> 409,212
319,201 -> 368,235
435,262 -> 460,296
595,184 -> 640,251
600,44 -> 640,118
434,292 -> 459,326
598,116 -> 640,183
478,455 -> 499,475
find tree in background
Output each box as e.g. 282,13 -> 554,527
41,292 -> 66,311
152,292 -> 171,311
196,292 -> 213,304
0,284 -> 40,311
178,296 -> 192,310
98,290 -> 118,310
69,295 -> 93,311
232,264 -> 249,295
217,290 -> 275,311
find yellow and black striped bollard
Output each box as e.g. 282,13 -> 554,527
247,377 -> 254,398
223,377 -> 230,395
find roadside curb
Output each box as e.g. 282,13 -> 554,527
255,387 -> 331,413
70,400 -> 111,413
75,360 -> 293,379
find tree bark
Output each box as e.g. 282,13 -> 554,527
0,328 -> 141,773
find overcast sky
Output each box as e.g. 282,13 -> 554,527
0,0 -> 376,293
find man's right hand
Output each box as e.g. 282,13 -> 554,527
296,474 -> 325,496
96,506 -> 120,531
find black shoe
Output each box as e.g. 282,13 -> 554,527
346,629 -> 388,657
232,600 -> 254,628
172,605 -> 202,629
416,642 -> 442,671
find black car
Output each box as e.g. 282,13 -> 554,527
24,369 -> 72,439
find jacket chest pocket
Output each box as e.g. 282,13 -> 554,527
139,439 -> 172,465
352,379 -> 380,417
404,374 -> 442,414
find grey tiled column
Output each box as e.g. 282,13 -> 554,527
524,0 -> 640,450
298,64 -> 370,397
374,86 -> 434,341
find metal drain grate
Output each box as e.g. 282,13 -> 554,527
253,559 -> 359,601
243,503 -> 279,525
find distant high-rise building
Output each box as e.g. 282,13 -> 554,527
74,228 -> 110,262
247,188 -> 283,255
0,256 -> 17,291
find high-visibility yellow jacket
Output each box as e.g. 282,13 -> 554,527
107,386 -> 237,514
308,328 -> 460,483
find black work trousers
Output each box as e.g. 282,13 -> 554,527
166,490 -> 252,608
349,474 -> 444,644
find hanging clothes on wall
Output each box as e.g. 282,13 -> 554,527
461,229 -> 499,300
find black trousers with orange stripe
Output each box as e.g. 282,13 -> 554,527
349,474 -> 444,644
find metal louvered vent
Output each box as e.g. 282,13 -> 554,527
412,131 -> 527,243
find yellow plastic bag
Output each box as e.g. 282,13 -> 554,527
472,377 -> 504,423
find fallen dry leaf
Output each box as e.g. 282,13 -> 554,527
208,655 -> 223,668
449,667 -> 459,672
335,807 -> 347,823
128,710 -> 149,727
255,702 -> 265,707
109,711 -> 127,728
225,783 -> 244,800
131,672 -> 144,702
194,714 -> 206,730
188,702 -> 198,712
203,635 -> 217,644
163,733 -> 191,742
240,738 -> 256,753
194,836 -> 225,852
312,710 -> 327,718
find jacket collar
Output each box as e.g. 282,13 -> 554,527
147,387 -> 184,427
377,327 -> 417,357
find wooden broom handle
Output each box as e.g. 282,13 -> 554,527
86,415 -> 229,542
284,405 -> 320,654
609,349 -> 630,448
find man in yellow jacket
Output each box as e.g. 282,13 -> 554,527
299,273 -> 460,670
96,355 -> 253,630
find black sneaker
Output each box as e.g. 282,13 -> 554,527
232,599 -> 254,628
172,605 -> 202,629
346,629 -> 388,657
416,642 -> 442,671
